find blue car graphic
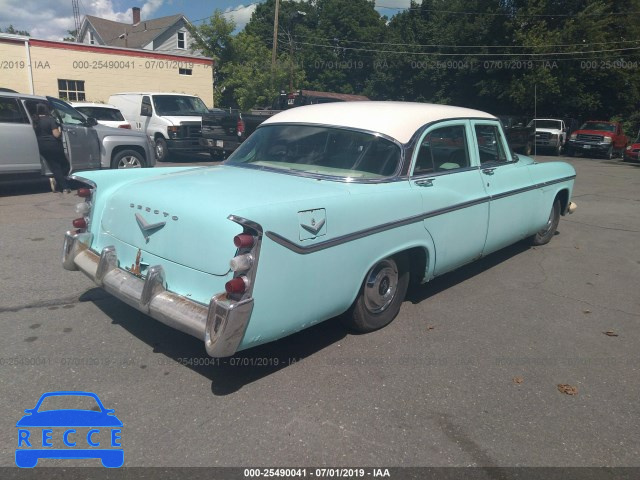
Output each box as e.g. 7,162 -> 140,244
16,391 -> 123,468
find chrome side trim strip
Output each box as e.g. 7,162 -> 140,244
489,175 -> 577,201
266,196 -> 491,255
266,174 -> 577,255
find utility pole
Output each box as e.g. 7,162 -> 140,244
271,0 -> 280,71
72,0 -> 82,42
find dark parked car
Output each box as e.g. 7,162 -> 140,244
497,116 -> 535,155
200,90 -> 370,158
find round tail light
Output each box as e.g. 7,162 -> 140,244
234,234 -> 254,248
77,188 -> 92,198
225,276 -> 248,295
72,217 -> 87,229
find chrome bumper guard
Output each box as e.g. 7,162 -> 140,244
62,231 -> 251,357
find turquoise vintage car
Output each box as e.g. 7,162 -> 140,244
62,102 -> 577,357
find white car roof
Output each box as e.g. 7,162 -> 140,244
262,101 -> 496,144
71,102 -> 121,109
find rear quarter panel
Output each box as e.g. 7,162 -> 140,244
526,160 -> 576,227
230,180 -> 436,350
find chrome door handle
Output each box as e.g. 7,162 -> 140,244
415,178 -> 435,187
482,167 -> 496,175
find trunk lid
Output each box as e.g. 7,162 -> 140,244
99,166 -> 351,274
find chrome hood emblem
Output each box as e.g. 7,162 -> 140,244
135,213 -> 166,241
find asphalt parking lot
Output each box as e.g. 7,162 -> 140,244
0,154 -> 638,469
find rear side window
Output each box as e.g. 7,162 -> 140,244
75,106 -> 124,121
0,97 -> 28,124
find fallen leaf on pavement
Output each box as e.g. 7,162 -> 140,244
557,384 -> 578,395
583,310 -> 591,314
513,376 -> 524,384
426,325 -> 435,330
603,331 -> 619,337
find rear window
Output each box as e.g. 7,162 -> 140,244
226,125 -> 401,179
75,106 -> 124,121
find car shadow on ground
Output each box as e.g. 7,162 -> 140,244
406,239 -> 533,305
0,178 -> 51,197
85,290 -> 347,395
83,237 -> 537,395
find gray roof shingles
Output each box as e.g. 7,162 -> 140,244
84,13 -> 183,49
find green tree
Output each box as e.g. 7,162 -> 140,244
1,25 -> 30,36
244,0 -> 386,95
221,32 -> 302,110
63,29 -> 78,41
188,10 -> 237,106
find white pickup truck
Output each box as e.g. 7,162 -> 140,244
528,119 -> 567,156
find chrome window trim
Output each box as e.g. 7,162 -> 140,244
402,117 -> 501,176
266,174 -> 576,255
409,120 -> 474,177
411,165 -> 480,180
471,121 -> 516,165
224,123 -> 405,184
227,163 -> 408,184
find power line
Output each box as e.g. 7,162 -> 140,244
375,3 -> 640,17
287,33 -> 640,50
293,40 -> 640,57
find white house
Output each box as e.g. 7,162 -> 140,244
78,6 -> 205,58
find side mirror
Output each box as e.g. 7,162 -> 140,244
86,117 -> 98,127
140,104 -> 152,117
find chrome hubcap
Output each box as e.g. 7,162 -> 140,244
363,259 -> 398,313
117,156 -> 142,168
156,143 -> 164,158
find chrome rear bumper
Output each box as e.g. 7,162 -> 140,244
62,231 -> 251,357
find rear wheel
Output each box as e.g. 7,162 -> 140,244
111,149 -> 145,169
530,198 -> 561,246
342,254 -> 410,332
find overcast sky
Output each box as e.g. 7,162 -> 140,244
0,0 -> 411,41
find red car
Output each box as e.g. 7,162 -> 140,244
566,121 -> 628,159
623,135 -> 640,162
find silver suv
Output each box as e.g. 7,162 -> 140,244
0,92 -> 155,180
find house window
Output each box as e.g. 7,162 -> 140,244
177,31 -> 186,49
89,32 -> 95,44
179,68 -> 192,76
58,79 -> 86,101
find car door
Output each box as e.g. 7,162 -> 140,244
470,121 -> 539,254
411,120 -> 490,276
0,96 -> 41,174
47,97 -> 101,173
